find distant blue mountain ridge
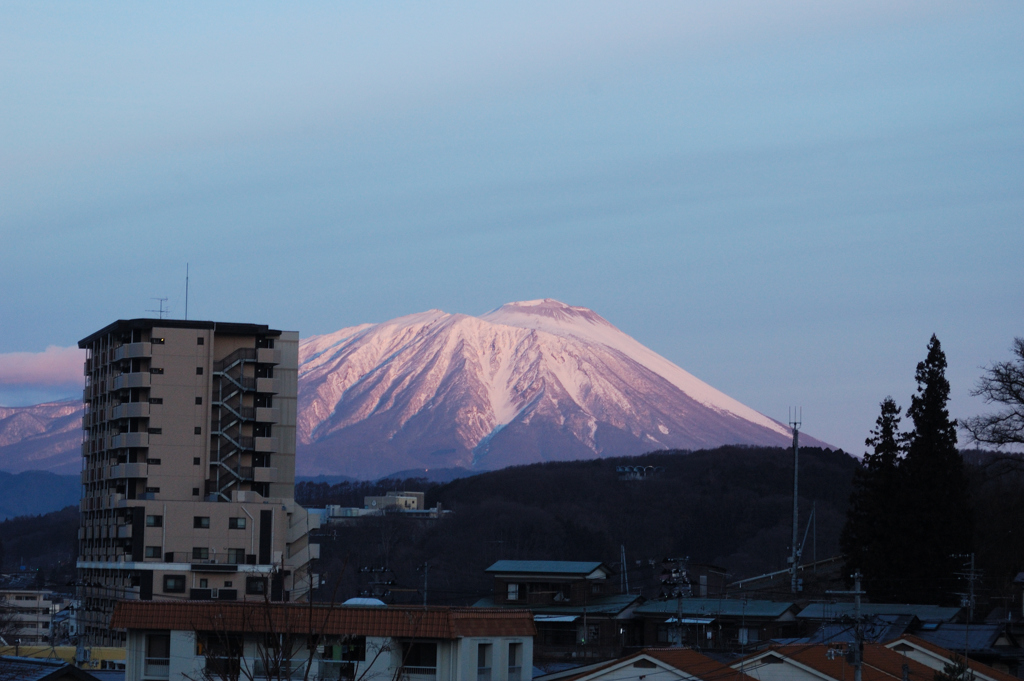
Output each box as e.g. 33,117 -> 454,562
0,471 -> 80,520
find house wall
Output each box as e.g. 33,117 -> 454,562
732,660 -> 822,681
456,637 -> 533,681
124,629 -> 534,681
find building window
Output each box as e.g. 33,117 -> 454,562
506,583 -> 519,601
197,337 -> 204,345
193,457 -> 201,465
192,487 -> 200,496
147,458 -> 161,465
196,367 -> 203,375
145,515 -> 163,527
192,547 -> 210,560
402,642 -> 437,675
163,575 -> 185,593
228,517 -> 246,530
246,577 -> 266,595
195,396 -> 202,405
151,338 -> 165,345
150,368 -> 164,375
144,546 -> 161,559
194,516 -> 210,529
226,549 -> 245,564
477,643 -> 492,681
145,633 -> 170,677
145,487 -> 160,494
149,397 -> 163,405
200,579 -> 208,588
148,427 -> 162,434
194,427 -> 202,435
508,642 -> 523,681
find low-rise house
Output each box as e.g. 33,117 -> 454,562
735,638 -> 1019,681
111,600 -> 535,681
632,598 -> 799,650
475,562 -> 643,663
535,647 -> 758,681
887,634 -> 1024,680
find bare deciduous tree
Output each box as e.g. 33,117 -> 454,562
963,337 -> 1024,450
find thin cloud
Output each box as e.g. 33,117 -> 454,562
0,345 -> 85,386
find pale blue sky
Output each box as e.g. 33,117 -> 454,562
1,2 -> 1021,454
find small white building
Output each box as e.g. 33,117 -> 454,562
112,600 -> 535,681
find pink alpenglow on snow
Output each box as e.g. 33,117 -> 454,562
297,299 -> 830,479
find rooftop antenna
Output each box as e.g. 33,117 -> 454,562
147,298 -> 169,320
185,263 -> 189,320
789,407 -> 802,594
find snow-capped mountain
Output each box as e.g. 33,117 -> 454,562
0,400 -> 85,474
298,299 -> 828,478
0,299 -> 830,478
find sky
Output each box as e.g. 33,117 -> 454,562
1,1 -> 1021,455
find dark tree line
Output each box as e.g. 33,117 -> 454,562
313,445 -> 860,606
842,335 -> 973,605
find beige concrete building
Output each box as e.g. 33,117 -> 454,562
0,589 -> 64,645
77,320 -> 319,646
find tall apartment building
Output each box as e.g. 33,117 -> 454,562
77,320 -> 319,646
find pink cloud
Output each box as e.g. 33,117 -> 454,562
0,345 -> 86,386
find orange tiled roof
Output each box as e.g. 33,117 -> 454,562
110,601 -> 535,639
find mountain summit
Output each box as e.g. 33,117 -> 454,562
297,299 -> 826,478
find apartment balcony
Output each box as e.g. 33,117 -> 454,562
113,342 -> 151,362
112,402 -> 150,419
287,514 -> 319,543
113,372 -> 150,390
284,543 -> 319,568
256,377 -> 279,394
253,467 -> 278,483
110,462 -> 148,479
255,407 -> 280,423
256,348 -> 281,365
111,432 -> 148,448
254,436 -> 278,453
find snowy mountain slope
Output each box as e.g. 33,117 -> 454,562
0,400 -> 84,474
297,299 -> 828,478
0,300 -> 830,478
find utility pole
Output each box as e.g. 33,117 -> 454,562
789,408 -> 802,594
955,552 -> 980,668
419,562 -> 429,607
620,545 -> 629,594
827,571 -> 865,681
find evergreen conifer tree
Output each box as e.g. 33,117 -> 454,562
900,335 -> 973,604
840,397 -> 905,600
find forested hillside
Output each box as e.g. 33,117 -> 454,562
311,446 -> 859,605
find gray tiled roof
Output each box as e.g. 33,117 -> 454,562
485,560 -> 607,575
914,624 -> 1005,652
473,594 -> 640,616
797,602 -> 962,622
635,598 -> 795,619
